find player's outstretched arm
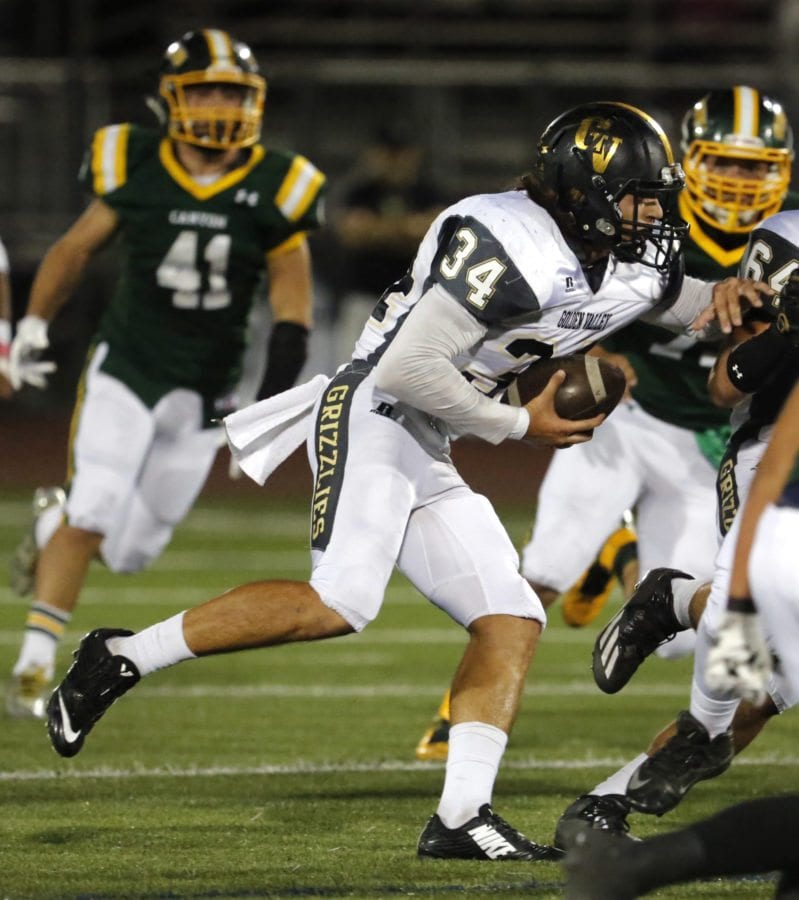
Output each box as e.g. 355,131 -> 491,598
691,276 -> 771,335
9,199 -> 119,391
258,238 -> 314,400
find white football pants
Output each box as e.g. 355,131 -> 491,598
65,344 -> 221,572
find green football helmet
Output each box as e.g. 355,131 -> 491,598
680,86 -> 793,234
159,29 -> 266,150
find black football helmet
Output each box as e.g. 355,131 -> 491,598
537,101 -> 687,272
681,86 -> 793,234
158,29 -> 266,150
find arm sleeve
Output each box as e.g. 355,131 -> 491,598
374,284 -> 529,444
643,275 -> 714,332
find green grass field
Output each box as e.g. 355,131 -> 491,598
1,491 -> 795,899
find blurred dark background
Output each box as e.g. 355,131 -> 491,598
1,0 -> 797,492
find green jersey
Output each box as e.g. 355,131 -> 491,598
601,190 -> 799,466
82,124 -> 326,417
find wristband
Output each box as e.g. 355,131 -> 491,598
726,325 -> 789,393
728,596 -> 757,614
257,321 -> 309,400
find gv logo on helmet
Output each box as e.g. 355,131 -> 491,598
574,117 -> 623,174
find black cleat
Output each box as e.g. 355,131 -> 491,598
554,793 -> 635,850
625,710 -> 734,815
418,803 -> 563,861
592,567 -> 692,694
562,826 -> 639,900
47,628 -> 140,758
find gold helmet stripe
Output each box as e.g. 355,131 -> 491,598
202,28 -> 235,67
733,85 -> 760,138
276,155 -> 326,222
606,101 -> 675,164
90,124 -> 130,195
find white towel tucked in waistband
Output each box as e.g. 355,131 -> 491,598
223,373 -> 330,485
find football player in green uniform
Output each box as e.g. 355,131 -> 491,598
415,86 -> 796,762
5,28 -> 326,719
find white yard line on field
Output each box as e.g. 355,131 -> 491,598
2,754 -> 797,783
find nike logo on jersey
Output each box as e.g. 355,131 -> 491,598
466,823 -> 518,858
58,692 -> 82,746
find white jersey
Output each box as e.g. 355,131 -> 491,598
352,189 -> 682,399
733,208 -> 799,434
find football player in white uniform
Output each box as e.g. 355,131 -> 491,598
415,86 -> 795,764
557,208 -> 799,846
707,369 -> 799,705
564,370 -> 799,895
45,102 -> 761,861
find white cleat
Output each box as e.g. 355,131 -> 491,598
9,486 -> 66,597
5,665 -> 51,719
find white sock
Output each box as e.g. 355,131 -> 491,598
13,600 -> 71,679
35,505 -> 63,550
655,629 -> 697,660
591,754 -> 648,796
106,611 -> 195,677
689,618 -> 738,738
690,684 -> 738,738
436,721 -> 508,829
672,576 -> 704,629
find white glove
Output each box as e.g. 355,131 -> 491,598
8,315 -> 56,390
706,610 -> 772,705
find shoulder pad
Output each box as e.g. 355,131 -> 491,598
430,212 -> 540,323
80,124 -> 134,196
80,125 -> 160,197
273,153 -> 326,224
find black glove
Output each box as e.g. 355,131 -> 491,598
776,270 -> 799,348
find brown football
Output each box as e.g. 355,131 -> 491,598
506,354 -> 627,420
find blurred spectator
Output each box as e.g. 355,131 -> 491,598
331,121 -> 450,365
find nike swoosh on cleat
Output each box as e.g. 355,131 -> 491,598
118,663 -> 135,678
626,768 -> 652,793
58,692 -> 83,746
